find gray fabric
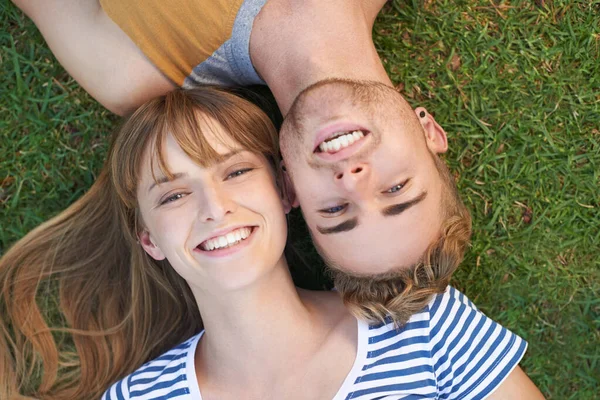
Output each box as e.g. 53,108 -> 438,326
183,0 -> 267,88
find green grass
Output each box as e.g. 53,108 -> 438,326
1,0 -> 599,398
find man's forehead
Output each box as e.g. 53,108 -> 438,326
318,200 -> 426,234
314,198 -> 441,271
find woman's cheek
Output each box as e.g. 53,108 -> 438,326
155,208 -> 190,239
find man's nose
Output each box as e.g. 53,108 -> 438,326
335,162 -> 371,194
199,185 -> 235,222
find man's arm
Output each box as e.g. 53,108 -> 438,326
487,366 -> 545,400
11,0 -> 174,115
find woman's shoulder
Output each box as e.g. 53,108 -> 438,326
427,285 -> 479,319
343,286 -> 528,399
368,285 -> 517,339
425,286 -> 528,399
101,333 -> 202,400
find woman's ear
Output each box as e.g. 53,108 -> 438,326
280,161 -> 299,213
138,229 -> 166,260
415,107 -> 448,154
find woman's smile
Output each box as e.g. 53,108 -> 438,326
194,226 -> 258,258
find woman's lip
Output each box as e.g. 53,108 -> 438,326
313,122 -> 368,151
194,227 -> 257,258
201,225 -> 254,244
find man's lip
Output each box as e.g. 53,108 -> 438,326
313,122 -> 369,151
315,131 -> 371,162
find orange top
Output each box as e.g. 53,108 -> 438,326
100,0 -> 245,86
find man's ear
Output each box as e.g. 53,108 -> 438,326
138,229 -> 166,261
280,161 -> 299,213
415,107 -> 448,154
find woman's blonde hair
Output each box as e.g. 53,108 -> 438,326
0,87 -> 279,399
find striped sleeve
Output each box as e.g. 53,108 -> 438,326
102,375 -> 130,400
429,287 -> 527,400
100,337 -> 196,399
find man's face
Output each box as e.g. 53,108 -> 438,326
280,80 -> 449,275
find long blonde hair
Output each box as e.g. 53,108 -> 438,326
0,87 -> 279,399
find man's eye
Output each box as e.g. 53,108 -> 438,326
160,193 -> 186,205
226,168 -> 253,180
322,204 -> 347,214
386,183 -> 405,194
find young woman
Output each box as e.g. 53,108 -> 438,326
0,88 -> 542,400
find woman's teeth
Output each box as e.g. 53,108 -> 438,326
201,227 -> 252,251
319,130 -> 364,153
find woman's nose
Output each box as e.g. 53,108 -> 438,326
199,186 -> 235,222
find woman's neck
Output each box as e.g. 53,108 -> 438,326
191,259 -> 328,387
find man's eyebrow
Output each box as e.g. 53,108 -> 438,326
148,172 -> 188,193
381,191 -> 428,217
316,217 -> 359,235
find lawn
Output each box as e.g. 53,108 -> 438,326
1,0 -> 599,398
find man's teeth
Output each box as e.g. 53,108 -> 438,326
201,227 -> 252,251
319,131 -> 364,153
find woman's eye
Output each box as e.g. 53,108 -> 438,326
322,204 -> 347,214
160,193 -> 186,205
386,183 -> 405,194
226,168 -> 253,180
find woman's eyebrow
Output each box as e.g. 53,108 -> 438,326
214,150 -> 243,163
147,150 -> 248,193
148,172 -> 188,193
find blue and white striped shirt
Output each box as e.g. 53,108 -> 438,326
103,286 -> 526,399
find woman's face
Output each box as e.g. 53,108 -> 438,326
136,118 -> 288,293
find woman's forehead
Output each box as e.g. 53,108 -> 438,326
142,131 -> 243,180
